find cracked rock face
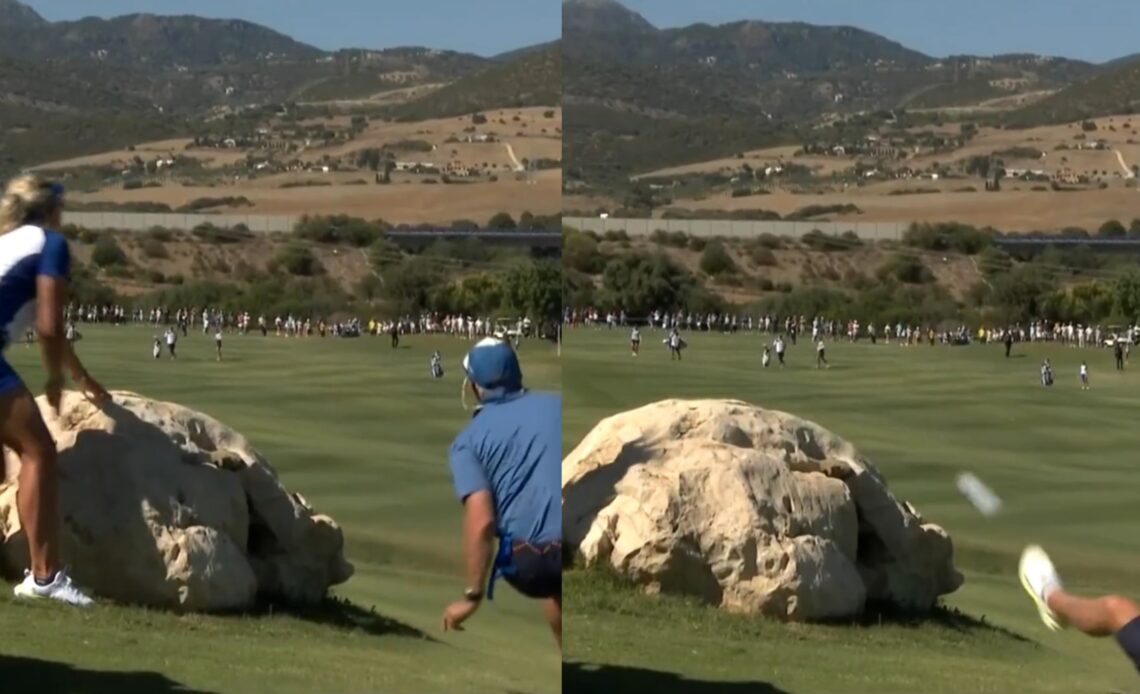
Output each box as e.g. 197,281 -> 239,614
562,399 -> 962,620
0,391 -> 353,611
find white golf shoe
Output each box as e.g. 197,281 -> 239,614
13,569 -> 94,607
1019,545 -> 1063,631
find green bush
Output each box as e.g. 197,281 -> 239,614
146,227 -> 174,242
748,246 -> 778,267
191,223 -> 254,244
801,229 -> 854,252
178,196 -> 253,212
91,238 -> 127,267
487,212 -> 517,230
877,253 -> 934,284
977,247 -> 1013,277
903,222 -> 994,255
699,242 -> 736,276
564,229 -> 605,274
272,245 -> 323,277
295,215 -> 389,247
1098,219 -> 1127,238
141,239 -> 168,259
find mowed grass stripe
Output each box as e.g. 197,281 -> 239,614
563,330 -> 1140,693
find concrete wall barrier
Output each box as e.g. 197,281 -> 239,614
564,217 -> 909,241
62,212 -> 301,233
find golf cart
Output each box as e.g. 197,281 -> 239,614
1103,326 -> 1138,348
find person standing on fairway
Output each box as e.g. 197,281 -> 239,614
442,337 -> 561,650
1020,545 -> 1140,672
0,175 -> 110,606
1079,361 -> 1089,390
816,338 -> 829,369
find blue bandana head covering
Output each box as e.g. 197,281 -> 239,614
462,337 -> 523,402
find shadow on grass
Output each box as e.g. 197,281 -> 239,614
571,566 -> 1035,646
564,662 -> 791,694
249,595 -> 440,642
0,655 -> 215,694
826,600 -> 1033,643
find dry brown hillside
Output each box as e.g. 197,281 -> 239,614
70,230 -> 372,297
595,234 -> 982,305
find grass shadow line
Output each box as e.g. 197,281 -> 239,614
247,595 -> 440,643
563,661 -> 792,694
0,655 -> 216,694
820,600 -> 1034,643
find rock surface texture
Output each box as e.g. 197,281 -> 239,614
562,399 -> 962,620
0,391 -> 353,611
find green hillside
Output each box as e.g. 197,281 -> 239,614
393,44 -> 561,120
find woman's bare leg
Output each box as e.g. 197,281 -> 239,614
1,386 -> 61,579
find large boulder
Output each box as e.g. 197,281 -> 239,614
562,399 -> 962,620
0,391 -> 353,611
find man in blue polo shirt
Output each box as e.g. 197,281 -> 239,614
441,337 -> 561,650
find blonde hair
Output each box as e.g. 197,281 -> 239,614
0,174 -> 62,233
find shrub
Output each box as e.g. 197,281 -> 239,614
141,239 -> 169,259
178,196 -> 253,212
748,246 -> 778,267
273,245 -> 323,276
802,229 -> 854,252
563,230 -> 605,274
191,223 -> 254,244
902,222 -> 994,255
787,203 -> 861,221
977,247 -> 1013,277
295,215 -> 387,247
146,227 -> 173,242
755,233 -> 784,249
1098,219 -> 1127,238
699,242 -> 736,276
878,254 -> 933,284
487,212 -> 516,230
91,238 -> 127,267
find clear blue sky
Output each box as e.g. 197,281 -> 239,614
621,0 -> 1138,63
22,0 -> 559,56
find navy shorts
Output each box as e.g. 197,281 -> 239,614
1117,616 -> 1140,671
504,540 -> 561,600
0,357 -> 23,395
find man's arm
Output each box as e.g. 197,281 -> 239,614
461,490 -> 496,592
448,437 -> 496,596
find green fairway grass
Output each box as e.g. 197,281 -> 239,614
0,326 -> 561,694
562,329 -> 1140,694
